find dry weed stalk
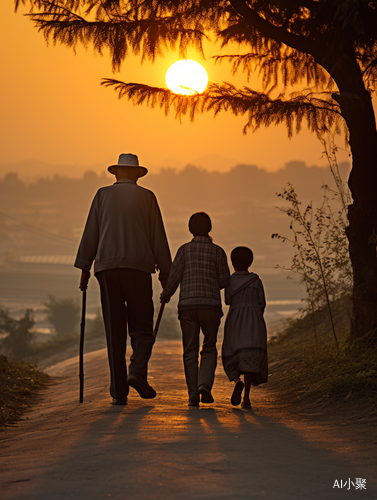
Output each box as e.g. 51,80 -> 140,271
272,141 -> 353,352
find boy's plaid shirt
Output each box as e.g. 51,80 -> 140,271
161,236 -> 230,310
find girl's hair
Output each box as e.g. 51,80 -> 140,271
231,246 -> 254,269
188,212 -> 212,236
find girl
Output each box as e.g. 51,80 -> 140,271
222,246 -> 268,408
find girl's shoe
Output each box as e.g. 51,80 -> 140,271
241,402 -> 252,409
231,381 -> 244,406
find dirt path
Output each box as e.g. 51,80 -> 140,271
1,341 -> 376,500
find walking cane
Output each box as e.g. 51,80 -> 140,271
153,303 -> 165,337
79,286 -> 87,404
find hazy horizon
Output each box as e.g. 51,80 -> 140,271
0,156 -> 351,182
0,161 -> 351,332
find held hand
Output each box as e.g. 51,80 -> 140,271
158,273 -> 169,289
160,294 -> 170,304
79,270 -> 90,291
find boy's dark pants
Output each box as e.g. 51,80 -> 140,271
179,309 -> 222,400
96,268 -> 155,400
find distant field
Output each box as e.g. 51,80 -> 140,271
0,265 -> 303,331
0,269 -> 99,316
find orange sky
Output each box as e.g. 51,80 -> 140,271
1,2 -> 354,175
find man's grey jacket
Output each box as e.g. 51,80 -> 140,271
74,178 -> 171,276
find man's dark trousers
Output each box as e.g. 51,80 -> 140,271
96,268 -> 155,400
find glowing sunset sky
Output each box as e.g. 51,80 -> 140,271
1,2 -> 354,174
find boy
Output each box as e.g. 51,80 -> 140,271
160,212 -> 230,406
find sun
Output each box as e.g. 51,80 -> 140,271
165,60 -> 208,95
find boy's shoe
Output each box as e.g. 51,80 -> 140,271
241,401 -> 252,409
188,398 -> 200,407
198,384 -> 214,404
231,381 -> 244,406
127,373 -> 156,399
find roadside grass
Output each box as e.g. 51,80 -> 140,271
268,300 -> 377,416
0,331 -> 104,429
0,353 -> 49,429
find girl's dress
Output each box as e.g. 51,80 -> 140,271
222,271 -> 268,385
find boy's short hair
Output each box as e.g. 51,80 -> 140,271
188,212 -> 212,236
231,246 -> 254,269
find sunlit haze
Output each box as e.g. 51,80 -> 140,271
0,2 -> 355,176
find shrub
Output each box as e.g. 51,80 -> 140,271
0,308 -> 35,359
44,295 -> 80,336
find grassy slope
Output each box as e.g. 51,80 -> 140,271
268,301 -> 377,418
0,353 -> 49,428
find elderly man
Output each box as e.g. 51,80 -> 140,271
74,153 -> 171,405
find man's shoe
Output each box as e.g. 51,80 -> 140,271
127,373 -> 156,399
231,381 -> 244,406
198,384 -> 214,404
110,382 -> 129,399
112,397 -> 127,405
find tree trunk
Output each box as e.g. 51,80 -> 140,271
340,88 -> 377,342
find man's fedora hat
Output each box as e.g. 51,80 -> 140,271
108,153 -> 148,177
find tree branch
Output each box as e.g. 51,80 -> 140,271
101,78 -> 343,136
228,0 -> 325,60
362,57 -> 377,77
